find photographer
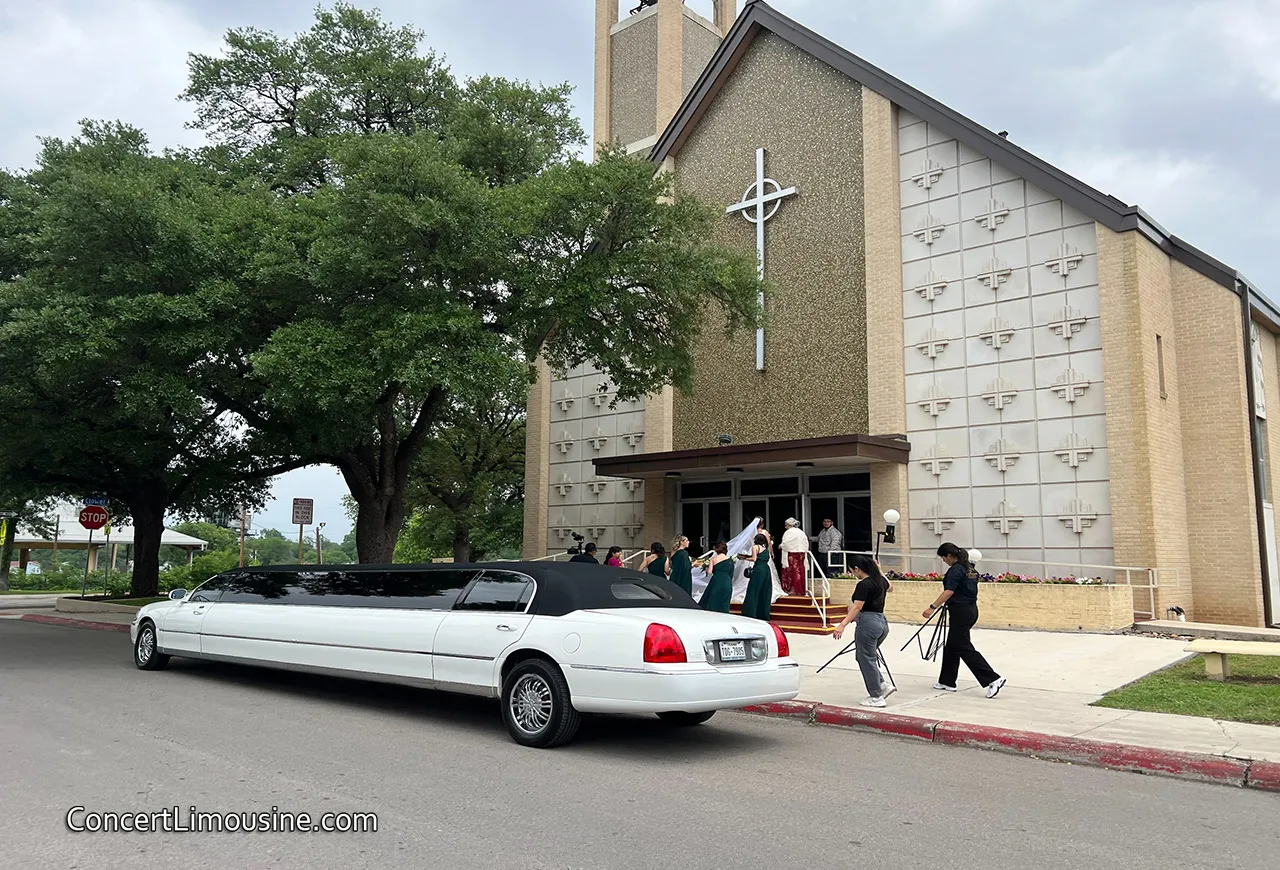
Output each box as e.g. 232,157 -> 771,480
924,542 -> 1006,698
832,555 -> 895,708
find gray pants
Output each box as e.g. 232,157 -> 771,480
855,612 -> 890,698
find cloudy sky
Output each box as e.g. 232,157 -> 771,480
3,0 -> 1277,537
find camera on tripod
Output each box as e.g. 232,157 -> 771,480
567,531 -> 585,555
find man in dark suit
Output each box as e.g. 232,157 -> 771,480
569,543 -> 599,564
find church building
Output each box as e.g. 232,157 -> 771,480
521,0 -> 1280,629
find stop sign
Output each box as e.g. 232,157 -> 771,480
79,506 -> 108,530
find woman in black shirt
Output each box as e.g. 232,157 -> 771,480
923,542 -> 1006,697
832,555 -> 895,707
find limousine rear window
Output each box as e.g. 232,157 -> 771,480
609,582 -> 671,601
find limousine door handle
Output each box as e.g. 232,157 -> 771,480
496,624 -> 517,632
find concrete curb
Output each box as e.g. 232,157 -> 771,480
18,614 -> 129,633
739,700 -> 1279,793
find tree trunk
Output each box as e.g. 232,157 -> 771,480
351,487 -> 409,564
129,499 -> 166,597
452,524 -> 472,564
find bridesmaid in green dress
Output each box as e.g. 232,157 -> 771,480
640,542 -> 667,578
667,535 -> 693,596
700,542 -> 733,612
742,533 -> 774,622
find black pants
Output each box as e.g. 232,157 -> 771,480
938,602 -> 1000,688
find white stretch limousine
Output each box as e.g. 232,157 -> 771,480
130,562 -> 801,747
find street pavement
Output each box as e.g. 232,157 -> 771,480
2,620 -> 1278,870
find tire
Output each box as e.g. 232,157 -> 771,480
133,620 -> 170,671
657,710 -> 716,726
501,658 -> 581,748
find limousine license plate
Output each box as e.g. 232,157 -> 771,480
718,640 -> 746,661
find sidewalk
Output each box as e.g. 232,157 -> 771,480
0,593 -> 62,611
0,610 -> 132,631
753,625 -> 1280,790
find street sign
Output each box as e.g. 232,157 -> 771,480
291,498 -> 314,526
79,506 -> 108,530
83,497 -> 108,507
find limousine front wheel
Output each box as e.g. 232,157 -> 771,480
133,621 -> 170,671
501,658 -> 580,748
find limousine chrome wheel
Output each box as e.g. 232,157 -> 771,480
501,658 -> 580,749
133,620 -> 170,671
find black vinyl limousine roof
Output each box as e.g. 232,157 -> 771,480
205,561 -> 700,617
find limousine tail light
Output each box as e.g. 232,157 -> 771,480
643,623 -> 687,663
771,623 -> 790,658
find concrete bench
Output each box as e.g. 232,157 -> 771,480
1185,638 -> 1280,681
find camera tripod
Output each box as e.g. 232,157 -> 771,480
815,630 -> 897,693
901,602 -> 949,662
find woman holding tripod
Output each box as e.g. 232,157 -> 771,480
924,542 -> 1006,698
832,555 -> 895,708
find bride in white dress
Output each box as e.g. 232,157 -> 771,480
691,517 -> 785,605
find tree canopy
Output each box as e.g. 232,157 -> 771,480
180,4 -> 765,563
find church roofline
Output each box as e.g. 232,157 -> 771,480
648,0 -> 1276,322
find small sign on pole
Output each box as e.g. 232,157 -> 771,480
83,497 -> 108,507
292,498 -> 313,563
291,498 -> 314,526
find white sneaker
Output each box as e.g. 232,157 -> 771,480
933,682 -> 957,692
881,680 -> 898,697
860,697 -> 887,708
985,677 -> 1007,698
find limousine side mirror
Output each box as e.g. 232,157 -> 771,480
169,589 -> 187,600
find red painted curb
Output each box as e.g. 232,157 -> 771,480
1246,760 -> 1280,792
742,699 -> 1273,791
19,614 -> 129,633
812,704 -> 938,741
739,700 -> 816,719
933,721 -> 1249,786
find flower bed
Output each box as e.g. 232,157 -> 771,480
826,573 -> 1133,632
833,570 -> 1107,586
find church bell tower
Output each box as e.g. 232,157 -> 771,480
594,0 -> 737,155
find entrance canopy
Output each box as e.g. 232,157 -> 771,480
592,433 -> 910,480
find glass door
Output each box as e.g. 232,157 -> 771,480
707,501 -> 732,551
680,502 -> 706,554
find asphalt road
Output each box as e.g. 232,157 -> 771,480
2,619 -> 1277,870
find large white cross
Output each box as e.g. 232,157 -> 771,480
921,505 -> 955,537
917,387 -> 952,417
726,147 -> 798,371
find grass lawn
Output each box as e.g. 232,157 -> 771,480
1093,654 -> 1280,726
0,588 -> 81,595
107,597 -> 168,607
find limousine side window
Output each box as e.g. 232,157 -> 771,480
453,571 -> 534,613
288,570 -> 476,609
206,569 -> 478,609
187,571 -> 244,603
218,571 -> 294,603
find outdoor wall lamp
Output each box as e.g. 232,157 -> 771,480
875,509 -> 900,559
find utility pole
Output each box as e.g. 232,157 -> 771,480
239,507 -> 247,568
316,522 -> 325,564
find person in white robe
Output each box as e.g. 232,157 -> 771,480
691,517 -> 783,604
